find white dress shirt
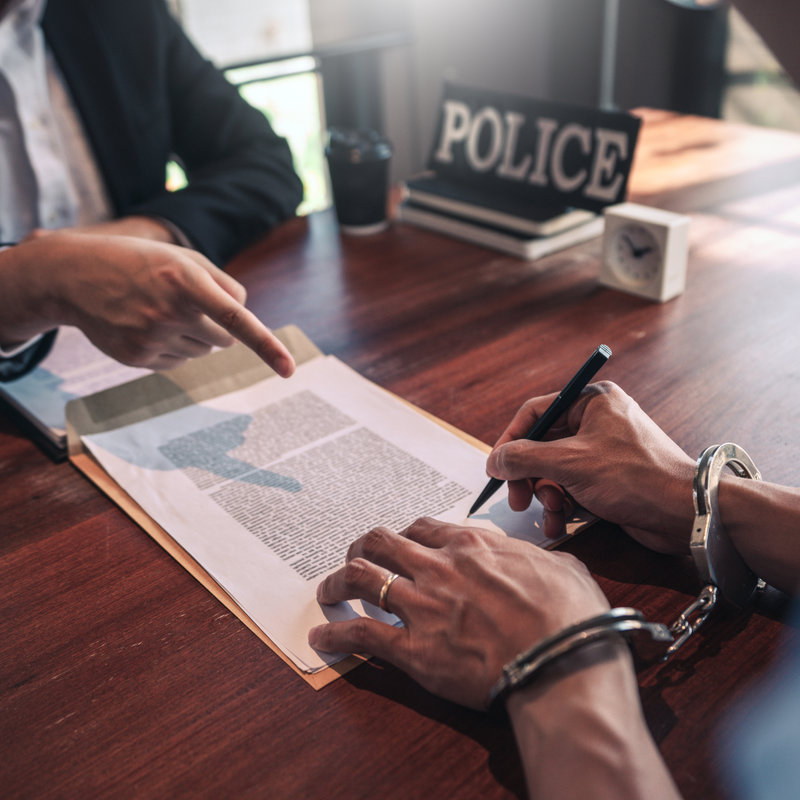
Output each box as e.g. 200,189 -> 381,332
0,0 -> 112,246
0,0 -> 111,356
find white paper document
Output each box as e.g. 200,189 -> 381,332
81,356 -> 566,673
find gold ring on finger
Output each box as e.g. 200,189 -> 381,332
378,572 -> 400,613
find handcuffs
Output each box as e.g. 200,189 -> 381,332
489,443 -> 763,707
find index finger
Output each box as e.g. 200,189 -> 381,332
494,385 -> 604,448
493,391 -> 559,448
191,272 -> 296,378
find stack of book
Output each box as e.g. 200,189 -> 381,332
397,174 -> 604,259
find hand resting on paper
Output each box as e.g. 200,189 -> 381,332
309,517 -> 680,799
0,229 -> 295,376
310,517 -> 612,709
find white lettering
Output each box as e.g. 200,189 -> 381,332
497,111 -> 530,180
433,100 -> 472,163
527,117 -> 558,187
466,106 -> 504,172
551,123 -> 590,193
585,128 -> 628,202
432,97 -> 634,205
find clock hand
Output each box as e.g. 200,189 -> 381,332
622,233 -> 654,258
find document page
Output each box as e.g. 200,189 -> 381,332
81,356 -> 556,673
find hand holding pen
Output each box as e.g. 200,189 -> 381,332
481,374 -> 700,550
469,345 -> 612,516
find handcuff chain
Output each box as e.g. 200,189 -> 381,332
664,584 -> 718,658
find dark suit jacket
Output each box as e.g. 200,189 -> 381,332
1,0 -> 304,381
43,0 -> 303,264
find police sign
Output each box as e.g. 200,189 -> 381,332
428,83 -> 641,212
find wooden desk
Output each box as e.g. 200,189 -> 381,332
2,109 -> 799,799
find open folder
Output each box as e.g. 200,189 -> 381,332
66,326 -> 592,689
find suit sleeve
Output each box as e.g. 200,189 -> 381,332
125,6 -> 304,265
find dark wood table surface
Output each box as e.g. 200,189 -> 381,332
3,108 -> 800,799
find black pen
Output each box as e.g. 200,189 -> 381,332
468,344 -> 612,516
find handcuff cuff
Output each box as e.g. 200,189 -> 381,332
489,443 -> 764,708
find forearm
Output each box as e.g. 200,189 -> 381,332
719,476 -> 800,595
73,216 -> 181,243
506,640 -> 681,800
0,219 -> 181,346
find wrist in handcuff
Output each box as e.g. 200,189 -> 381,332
489,442 -> 764,709
488,608 -> 671,709
504,636 -> 630,713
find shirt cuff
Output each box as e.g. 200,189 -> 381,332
153,217 -> 194,249
0,333 -> 45,358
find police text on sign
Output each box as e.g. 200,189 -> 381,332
427,84 -> 641,212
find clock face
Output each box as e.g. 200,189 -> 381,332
609,223 -> 662,285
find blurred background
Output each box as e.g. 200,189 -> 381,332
166,0 -> 800,215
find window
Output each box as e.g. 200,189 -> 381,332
166,58 -> 329,215
722,8 -> 800,132
166,2 -> 330,214
228,59 -> 329,215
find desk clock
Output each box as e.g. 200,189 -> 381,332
600,202 -> 689,302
